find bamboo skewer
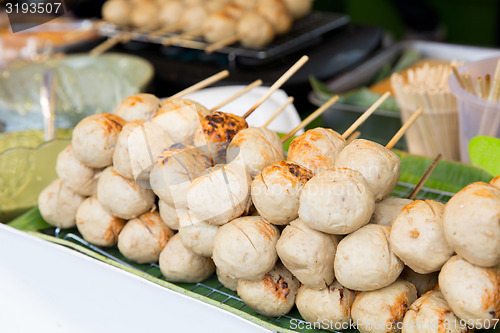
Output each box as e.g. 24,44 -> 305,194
281,95 -> 339,143
341,91 -> 391,139
243,55 -> 309,119
386,108 -> 424,150
346,131 -> 361,144
147,23 -> 183,40
168,70 -> 230,100
162,28 -> 204,46
262,97 -> 294,128
205,33 -> 245,54
209,79 -> 263,112
407,153 -> 442,200
90,30 -> 132,56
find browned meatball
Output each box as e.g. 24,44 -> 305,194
193,111 -> 248,164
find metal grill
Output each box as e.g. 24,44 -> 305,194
99,12 -> 349,60
53,181 -> 456,333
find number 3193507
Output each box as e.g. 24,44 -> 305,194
6,2 -> 63,14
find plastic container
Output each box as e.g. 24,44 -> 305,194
449,57 -> 500,163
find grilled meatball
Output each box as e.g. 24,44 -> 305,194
256,0 -> 293,35
118,211 -> 174,264
334,224 -> 404,291
130,0 -> 160,29
97,166 -> 155,220
490,175 -> 500,188
351,280 -> 418,333
217,266 -> 238,291
287,128 -> 346,175
282,0 -> 313,19
277,218 -> 339,289
152,98 -> 210,145
76,196 -> 125,247
203,11 -> 237,43
237,263 -> 299,317
180,5 -> 209,32
226,127 -> 284,179
390,200 -> 454,274
439,256 -> 500,328
443,182 -> 500,267
299,168 -> 375,235
193,111 -> 248,165
236,12 -> 275,48
158,0 -> 184,27
72,113 -> 125,168
370,196 -> 413,227
102,0 -> 131,27
150,144 -> 212,209
186,159 -> 251,225
38,179 -> 84,229
158,199 -> 181,230
56,145 -> 99,196
114,93 -> 161,122
402,290 -> 471,333
251,161 -> 312,225
336,139 -> 401,201
212,216 -> 279,281
296,281 -> 356,330
178,210 -> 219,257
159,234 -> 215,283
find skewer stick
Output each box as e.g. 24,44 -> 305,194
205,33 -> 245,54
168,70 -> 230,100
346,131 -> 361,144
162,28 -> 204,46
407,153 -> 442,200
243,55 -> 309,119
386,108 -> 424,150
262,96 -> 294,128
281,95 -> 339,143
147,23 -> 183,39
90,30 -> 131,56
209,79 -> 263,112
341,91 -> 391,139
487,59 -> 500,101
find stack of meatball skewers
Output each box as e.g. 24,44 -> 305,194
37,62 -> 499,332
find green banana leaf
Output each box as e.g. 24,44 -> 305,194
469,136 -> 500,176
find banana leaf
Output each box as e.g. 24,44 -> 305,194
469,136 -> 500,176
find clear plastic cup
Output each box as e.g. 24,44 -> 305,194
449,57 -> 500,163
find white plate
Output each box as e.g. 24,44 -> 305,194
0,224 -> 269,333
185,86 -> 303,135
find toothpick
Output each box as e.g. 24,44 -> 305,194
205,33 -> 244,54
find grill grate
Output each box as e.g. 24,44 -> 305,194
99,12 -> 350,60
54,182 -> 456,333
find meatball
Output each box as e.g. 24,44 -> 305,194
226,127 -> 285,179
114,93 -> 161,122
72,113 -> 125,168
236,12 -> 275,48
443,182 -> 500,267
334,224 -> 404,291
277,218 -> 339,290
203,12 -> 237,43
117,211 -> 174,264
287,128 -> 346,175
193,111 -> 248,165
370,196 -> 413,227
56,145 -> 99,196
102,0 -> 131,27
251,161 -> 313,225
390,200 -> 454,274
38,179 -> 84,229
97,166 -> 155,220
299,168 -> 375,235
76,196 -> 125,247
237,263 -> 299,317
212,216 -> 279,281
